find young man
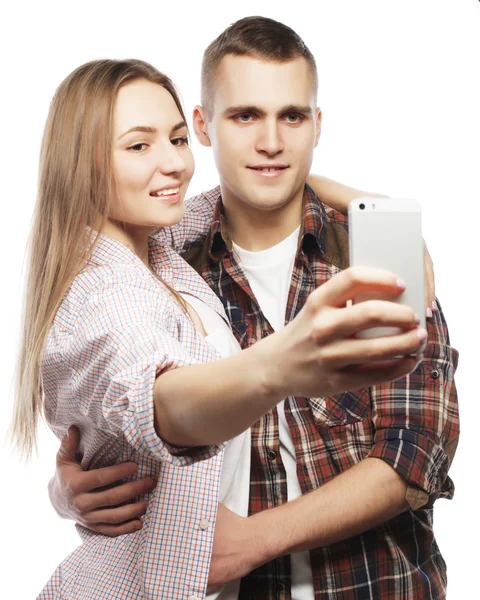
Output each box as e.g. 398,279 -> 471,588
49,17 -> 458,599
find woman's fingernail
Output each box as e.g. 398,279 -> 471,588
432,300 -> 438,312
426,307 -> 433,318
414,314 -> 421,325
417,328 -> 428,341
397,279 -> 406,290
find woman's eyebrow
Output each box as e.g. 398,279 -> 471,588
171,121 -> 188,133
118,121 -> 187,140
118,125 -> 157,140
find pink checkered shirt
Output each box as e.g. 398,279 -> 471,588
39,230 -> 229,600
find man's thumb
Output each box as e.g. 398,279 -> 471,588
57,425 -> 81,464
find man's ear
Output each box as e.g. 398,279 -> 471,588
314,109 -> 322,147
193,105 -> 212,147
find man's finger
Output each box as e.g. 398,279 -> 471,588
424,243 -> 436,309
76,462 -> 140,493
81,500 -> 150,525
56,425 -> 81,466
75,477 -> 157,512
88,519 -> 144,537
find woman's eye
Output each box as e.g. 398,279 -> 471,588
171,136 -> 189,146
128,143 -> 148,152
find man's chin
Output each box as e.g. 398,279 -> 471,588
240,187 -> 300,212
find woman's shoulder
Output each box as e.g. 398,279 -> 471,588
80,260 -> 156,296
56,261 -> 172,334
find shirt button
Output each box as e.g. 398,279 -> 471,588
431,369 -> 440,380
198,518 -> 211,530
267,449 -> 277,460
262,329 -> 269,338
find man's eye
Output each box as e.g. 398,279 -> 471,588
236,114 -> 253,123
128,143 -> 148,152
171,136 -> 189,146
285,114 -> 303,123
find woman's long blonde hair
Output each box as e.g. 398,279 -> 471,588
12,59 -> 188,457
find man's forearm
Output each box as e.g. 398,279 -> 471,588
248,457 -> 409,565
307,174 -> 387,214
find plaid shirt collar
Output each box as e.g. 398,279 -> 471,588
207,183 -> 328,261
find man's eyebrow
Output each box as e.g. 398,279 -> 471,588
278,104 -> 313,116
222,105 -> 313,118
223,105 -> 267,118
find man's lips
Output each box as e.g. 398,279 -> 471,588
248,165 -> 288,171
247,165 -> 289,178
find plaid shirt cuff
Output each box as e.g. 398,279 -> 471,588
367,428 -> 453,509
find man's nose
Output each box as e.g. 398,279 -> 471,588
255,121 -> 284,156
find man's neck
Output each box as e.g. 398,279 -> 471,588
221,187 -> 304,252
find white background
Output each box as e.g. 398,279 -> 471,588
1,1 -> 478,597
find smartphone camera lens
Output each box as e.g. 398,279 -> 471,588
359,203 -> 365,210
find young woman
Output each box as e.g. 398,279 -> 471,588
13,59 -> 423,599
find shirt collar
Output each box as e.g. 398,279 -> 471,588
88,231 -> 139,266
88,230 -> 174,283
208,183 -> 329,262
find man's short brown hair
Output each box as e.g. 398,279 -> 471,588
201,16 -> 318,118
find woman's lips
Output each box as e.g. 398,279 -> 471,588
149,187 -> 181,203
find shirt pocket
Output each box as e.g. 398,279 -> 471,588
309,388 -> 371,427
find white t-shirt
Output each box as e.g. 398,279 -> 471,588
181,293 -> 250,600
233,227 -> 315,600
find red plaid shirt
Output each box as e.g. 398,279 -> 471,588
182,185 -> 459,600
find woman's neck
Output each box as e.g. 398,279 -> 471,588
101,219 -> 152,266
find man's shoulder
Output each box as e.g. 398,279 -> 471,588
305,191 -> 350,270
304,184 -> 350,235
184,185 -> 221,213
323,208 -> 350,270
323,203 -> 349,231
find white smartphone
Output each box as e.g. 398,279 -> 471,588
348,197 -> 425,346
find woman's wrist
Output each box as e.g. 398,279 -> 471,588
249,332 -> 291,401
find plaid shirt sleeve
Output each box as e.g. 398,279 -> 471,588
367,299 -> 459,508
158,186 -> 220,252
62,279 -> 223,466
